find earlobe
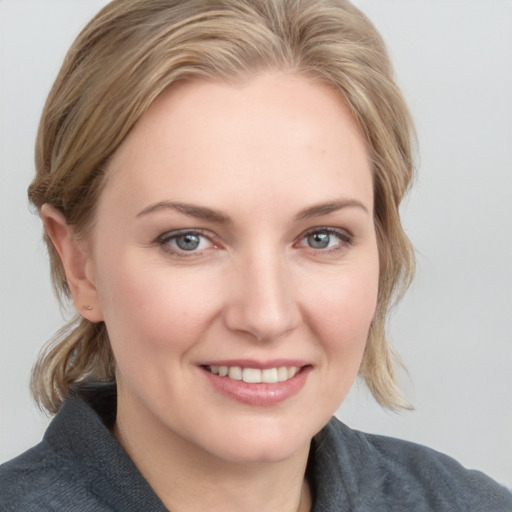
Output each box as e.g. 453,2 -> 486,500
40,204 -> 103,322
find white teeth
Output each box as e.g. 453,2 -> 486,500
287,367 -> 298,378
277,367 -> 289,382
261,368 -> 278,383
209,365 -> 301,383
228,366 -> 242,380
242,368 -> 261,383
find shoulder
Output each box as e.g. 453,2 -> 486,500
0,391 -> 115,511
0,441 -> 96,511
0,385 -> 165,512
311,417 -> 512,511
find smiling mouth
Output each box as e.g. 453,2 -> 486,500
204,365 -> 302,384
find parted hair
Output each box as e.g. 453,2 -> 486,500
29,0 -> 416,413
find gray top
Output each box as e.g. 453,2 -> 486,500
1,383 -> 511,511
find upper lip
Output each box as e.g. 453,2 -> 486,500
199,359 -> 310,370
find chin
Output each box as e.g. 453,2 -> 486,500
200,420 -> 318,466
215,442 -> 306,466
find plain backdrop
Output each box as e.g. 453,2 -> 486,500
1,0 -> 511,484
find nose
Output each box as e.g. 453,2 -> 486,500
223,249 -> 301,341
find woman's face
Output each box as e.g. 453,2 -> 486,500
85,73 -> 379,464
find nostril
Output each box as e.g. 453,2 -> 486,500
223,300 -> 301,341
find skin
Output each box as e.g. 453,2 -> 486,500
43,72 -> 379,512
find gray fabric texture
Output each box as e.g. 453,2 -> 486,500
1,383 -> 511,511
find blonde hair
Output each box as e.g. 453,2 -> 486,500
29,0 -> 415,413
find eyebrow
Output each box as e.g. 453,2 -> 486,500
136,198 -> 369,223
136,201 -> 231,223
295,199 -> 369,220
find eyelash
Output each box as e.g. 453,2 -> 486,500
296,227 -> 353,255
155,227 -> 353,257
156,229 -> 215,257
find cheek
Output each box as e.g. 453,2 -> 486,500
307,262 -> 378,324
300,259 -> 379,360
94,256 -> 221,366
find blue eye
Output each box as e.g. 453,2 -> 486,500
159,230 -> 212,254
307,231 -> 332,249
174,233 -> 202,251
299,228 -> 352,251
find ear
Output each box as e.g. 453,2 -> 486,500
40,204 -> 104,322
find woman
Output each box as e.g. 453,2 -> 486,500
1,0 -> 510,510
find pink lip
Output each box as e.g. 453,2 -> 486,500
199,361 -> 312,407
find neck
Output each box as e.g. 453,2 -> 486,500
114,394 -> 312,512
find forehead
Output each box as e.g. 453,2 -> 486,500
101,72 -> 372,218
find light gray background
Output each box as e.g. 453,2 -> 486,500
1,0 -> 511,484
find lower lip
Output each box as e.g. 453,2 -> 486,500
201,366 -> 312,407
